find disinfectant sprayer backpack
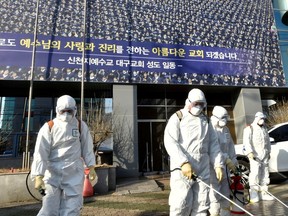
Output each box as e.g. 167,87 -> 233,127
47,119 -> 81,134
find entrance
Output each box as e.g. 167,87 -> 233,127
138,121 -> 169,173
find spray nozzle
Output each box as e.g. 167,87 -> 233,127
192,173 -> 198,181
39,188 -> 46,196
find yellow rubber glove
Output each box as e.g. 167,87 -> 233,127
248,152 -> 254,160
35,175 -> 45,190
88,166 -> 96,181
181,162 -> 194,180
226,158 -> 237,173
215,167 -> 223,182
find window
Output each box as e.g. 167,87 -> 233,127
269,124 -> 288,142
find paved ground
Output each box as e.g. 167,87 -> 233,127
1,175 -> 288,216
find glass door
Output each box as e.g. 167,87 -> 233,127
138,121 -> 169,173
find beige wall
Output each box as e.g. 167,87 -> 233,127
233,88 -> 263,144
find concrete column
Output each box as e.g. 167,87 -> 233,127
233,88 -> 263,144
112,85 -> 139,178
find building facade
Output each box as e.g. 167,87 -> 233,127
1,0 -> 288,177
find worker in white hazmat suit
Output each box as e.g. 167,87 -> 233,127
31,95 -> 96,216
209,106 -> 238,216
164,88 -> 224,216
243,111 -> 274,203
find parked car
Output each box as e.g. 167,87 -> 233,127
234,122 -> 288,181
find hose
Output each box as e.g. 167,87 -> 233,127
226,165 -> 250,205
26,170 -> 42,202
194,173 -> 254,216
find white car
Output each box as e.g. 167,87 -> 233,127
234,122 -> 288,180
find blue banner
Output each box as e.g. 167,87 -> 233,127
0,33 -> 251,74
0,0 -> 285,86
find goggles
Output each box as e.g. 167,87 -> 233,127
258,118 -> 266,122
213,115 -> 228,120
189,100 -> 206,108
59,109 -> 74,115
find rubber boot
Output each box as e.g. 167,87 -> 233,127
209,208 -> 220,216
260,186 -> 274,201
249,189 -> 259,203
220,208 -> 231,216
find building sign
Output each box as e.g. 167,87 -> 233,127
0,0 -> 285,86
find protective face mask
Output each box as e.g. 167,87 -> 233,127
190,105 -> 203,116
218,119 -> 227,127
258,119 -> 265,126
59,112 -> 73,122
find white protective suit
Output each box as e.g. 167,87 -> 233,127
209,106 -> 238,216
31,95 -> 96,216
164,89 -> 223,216
243,112 -> 272,202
